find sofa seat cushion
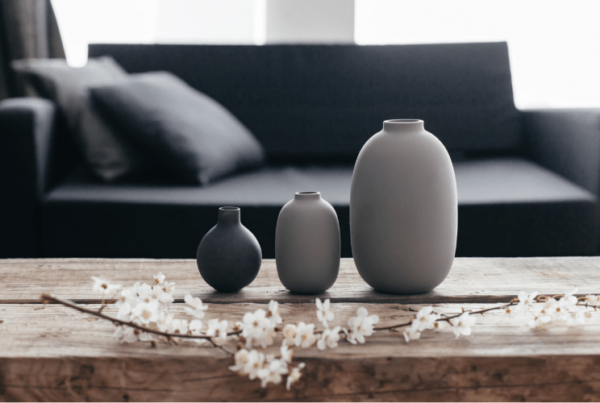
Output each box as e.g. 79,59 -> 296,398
42,157 -> 597,258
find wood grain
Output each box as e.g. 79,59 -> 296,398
2,257 -> 600,304
3,257 -> 600,401
2,302 -> 600,401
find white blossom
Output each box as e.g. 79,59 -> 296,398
136,283 -> 154,303
541,296 -> 575,321
566,309 -> 588,326
229,349 -> 250,374
115,300 -> 132,320
317,326 -> 341,350
131,300 -> 159,325
189,319 -> 203,335
559,289 -> 579,311
316,298 -> 334,328
154,272 -> 166,284
258,358 -> 288,388
282,324 -> 297,346
151,285 -> 174,306
183,294 -> 208,319
347,307 -> 379,344
449,312 -> 476,338
516,291 -> 538,311
91,276 -> 121,295
156,280 -> 175,294
268,300 -> 282,325
120,286 -> 138,304
207,318 -> 228,341
294,322 -> 317,348
242,309 -> 275,348
541,298 -> 559,316
528,314 -> 552,328
537,290 -> 579,322
280,344 -> 293,363
434,321 -> 447,331
258,325 -> 277,348
171,318 -> 189,335
113,326 -> 149,343
412,306 -> 438,331
402,324 -> 421,343
286,363 -> 305,390
156,310 -> 174,333
586,295 -> 600,305
245,350 -> 266,380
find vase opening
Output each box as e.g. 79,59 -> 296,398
295,191 -> 321,200
220,206 -> 240,211
218,206 -> 241,224
383,119 -> 424,133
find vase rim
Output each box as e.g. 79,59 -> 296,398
384,119 -> 423,124
383,119 -> 424,133
294,191 -> 321,200
219,206 -> 240,211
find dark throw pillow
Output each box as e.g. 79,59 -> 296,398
12,57 -> 144,182
90,71 -> 266,186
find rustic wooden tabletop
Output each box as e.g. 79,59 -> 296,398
1,257 -> 600,401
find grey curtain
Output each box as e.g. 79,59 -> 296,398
0,0 -> 65,100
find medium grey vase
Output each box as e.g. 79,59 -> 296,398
350,119 -> 457,294
276,192 -> 340,294
196,206 -> 262,292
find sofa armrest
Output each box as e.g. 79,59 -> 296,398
0,98 -> 58,257
523,108 -> 600,195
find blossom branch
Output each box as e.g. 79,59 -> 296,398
373,300 -> 518,331
40,294 -> 241,344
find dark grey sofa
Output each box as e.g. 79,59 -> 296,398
1,42 -> 599,259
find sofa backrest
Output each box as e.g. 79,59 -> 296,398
89,42 -> 521,161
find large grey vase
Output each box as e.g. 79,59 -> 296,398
350,119 -> 457,294
196,206 -> 262,292
276,192 -> 340,294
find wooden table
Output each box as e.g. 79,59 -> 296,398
2,257 -> 600,401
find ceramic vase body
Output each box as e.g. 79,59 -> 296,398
350,119 -> 457,294
276,192 -> 340,294
196,206 -> 262,292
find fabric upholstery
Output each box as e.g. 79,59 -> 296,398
90,71 -> 265,186
88,43 -> 521,159
12,57 -> 144,181
524,108 -> 600,195
42,158 -> 597,259
0,98 -> 57,257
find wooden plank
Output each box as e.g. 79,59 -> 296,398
1,302 -> 600,401
1,257 -> 600,304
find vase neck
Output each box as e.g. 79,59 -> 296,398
294,191 -> 321,202
218,206 -> 241,225
383,119 -> 424,134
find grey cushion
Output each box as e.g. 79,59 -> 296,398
42,157 -> 597,258
12,57 -> 143,181
89,43 -> 521,158
90,71 -> 266,186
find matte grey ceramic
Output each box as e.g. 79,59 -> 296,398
350,119 -> 457,294
196,206 -> 262,292
276,192 -> 340,294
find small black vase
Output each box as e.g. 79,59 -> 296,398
196,206 -> 262,292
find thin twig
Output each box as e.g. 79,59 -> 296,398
40,294 -> 242,342
373,300 -> 518,331
206,336 -> 235,356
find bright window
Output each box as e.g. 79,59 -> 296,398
52,0 -> 600,109
355,0 -> 600,109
